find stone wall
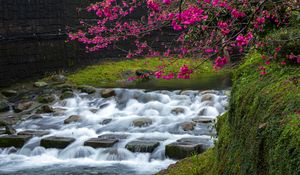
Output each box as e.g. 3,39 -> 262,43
0,0 -> 176,87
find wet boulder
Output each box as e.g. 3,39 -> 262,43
36,105 -> 55,114
40,136 -> 75,149
34,81 -> 48,88
165,138 -> 206,159
78,85 -> 96,94
17,130 -> 50,137
51,75 -> 67,84
100,119 -> 112,125
126,140 -> 160,153
60,91 -> 74,100
37,94 -> 56,103
1,90 -> 17,97
13,101 -> 33,113
180,122 -> 196,131
100,89 -> 116,98
84,137 -> 118,148
0,100 -> 10,112
0,135 -> 32,148
171,107 -> 185,115
200,94 -> 215,102
132,118 -> 152,127
198,107 -> 219,116
64,115 -> 81,124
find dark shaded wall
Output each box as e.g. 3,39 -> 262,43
0,0 -> 177,87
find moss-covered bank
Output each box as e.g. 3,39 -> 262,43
159,51 -> 300,175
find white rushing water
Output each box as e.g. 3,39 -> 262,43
0,89 -> 228,175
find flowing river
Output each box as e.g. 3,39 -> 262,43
0,88 -> 228,175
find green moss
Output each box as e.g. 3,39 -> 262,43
67,57 -> 216,87
157,148 -> 215,175
217,51 -> 300,175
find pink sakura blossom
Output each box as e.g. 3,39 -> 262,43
236,32 -> 253,47
214,56 -> 228,69
162,0 -> 171,5
177,65 -> 193,79
155,71 -> 163,78
231,9 -> 246,18
147,0 -> 160,12
162,73 -> 175,80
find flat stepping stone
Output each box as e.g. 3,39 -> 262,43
192,117 -> 214,123
98,134 -> 128,140
165,140 -> 206,159
0,135 -> 32,148
84,138 -> 118,148
126,140 -> 160,153
17,130 -> 50,137
41,136 -> 75,149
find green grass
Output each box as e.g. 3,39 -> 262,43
67,57 -> 216,87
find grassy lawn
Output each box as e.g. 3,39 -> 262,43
67,57 -> 221,87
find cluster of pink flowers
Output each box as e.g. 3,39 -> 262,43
147,0 -> 160,12
177,65 -> 193,79
217,21 -> 230,35
236,32 -> 253,47
214,56 -> 228,69
231,9 -> 246,18
68,0 -> 295,80
170,6 -> 207,31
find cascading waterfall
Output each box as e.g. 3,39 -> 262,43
0,88 -> 228,175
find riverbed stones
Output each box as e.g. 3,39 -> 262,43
165,138 -> 206,159
171,107 -> 185,115
36,105 -> 55,114
180,122 -> 196,131
78,85 -> 96,94
34,81 -> 48,88
0,100 -> 9,112
1,90 -> 17,97
132,118 -> 152,127
40,136 -> 75,149
5,125 -> 16,135
37,94 -> 56,103
100,89 -> 116,98
60,91 -> 74,100
17,130 -> 50,137
64,115 -> 81,124
51,75 -> 66,84
13,101 -> 33,113
126,140 -> 160,153
84,138 -> 119,148
0,135 -> 32,148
